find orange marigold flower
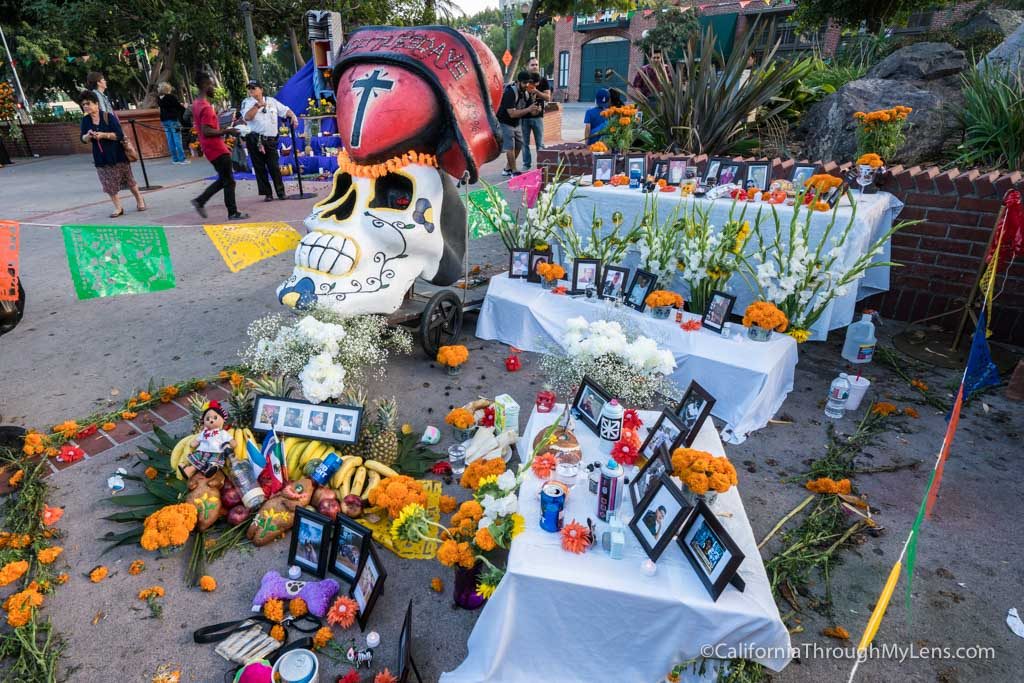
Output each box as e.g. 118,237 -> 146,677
144,466 -> 158,480
138,585 -> 165,600
312,625 -> 333,649
101,422 -> 117,431
159,385 -> 179,403
375,669 -> 398,683
823,626 -> 850,640
37,546 -> 63,565
289,597 -> 308,618
195,380 -> 208,389
7,533 -> 31,549
229,372 -> 244,388
263,597 -> 285,623
121,411 -> 138,419
127,398 -> 138,409
445,408 -> 475,430
460,457 -> 506,490
56,573 -> 68,585
218,370 -> 229,380
199,575 -> 217,592
451,500 -> 484,528
22,432 -> 46,456
138,391 -> 152,402
8,470 -> 23,488
872,402 -> 898,417
270,624 -> 285,642
326,595 -> 359,629
52,420 -> 80,439
911,379 -> 929,392
439,495 -> 457,514
805,477 -> 853,495
89,566 -> 108,583
903,407 -> 919,419
430,577 -> 443,592
128,560 -> 146,575
0,560 -> 29,586
474,527 -> 496,552
561,519 -> 591,554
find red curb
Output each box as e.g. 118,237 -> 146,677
105,420 -> 147,445
206,384 -> 232,401
129,412 -> 163,435
75,430 -> 116,456
151,401 -> 188,422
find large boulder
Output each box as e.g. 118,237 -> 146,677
980,22 -> 1024,74
800,78 -> 963,166
958,8 -> 1024,41
866,42 -> 965,83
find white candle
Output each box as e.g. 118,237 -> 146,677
366,631 -> 381,648
287,565 -> 301,580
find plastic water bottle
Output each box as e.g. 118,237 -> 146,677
824,373 -> 851,419
228,452 -> 266,509
842,312 -> 877,365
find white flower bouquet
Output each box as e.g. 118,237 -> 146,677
675,203 -> 752,316
475,169 -> 577,252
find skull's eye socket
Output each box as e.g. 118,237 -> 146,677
319,173 -> 357,221
369,173 -> 414,211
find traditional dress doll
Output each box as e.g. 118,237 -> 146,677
181,400 -> 234,479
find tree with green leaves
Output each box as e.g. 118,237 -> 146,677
636,2 -> 699,57
794,0 -> 952,35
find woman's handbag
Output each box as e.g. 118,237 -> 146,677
108,113 -> 140,162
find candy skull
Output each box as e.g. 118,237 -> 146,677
277,158 -> 466,315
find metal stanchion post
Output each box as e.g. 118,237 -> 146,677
286,120 -> 315,200
128,119 -> 162,191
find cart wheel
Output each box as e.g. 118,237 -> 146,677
420,290 -> 463,358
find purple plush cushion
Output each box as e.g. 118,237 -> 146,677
252,570 -> 339,618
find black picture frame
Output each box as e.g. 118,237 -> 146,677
253,395 -> 364,446
396,599 -> 424,683
599,264 -> 630,300
651,159 -> 669,183
628,473 -> 691,562
674,380 -> 717,447
626,153 -> 647,181
716,161 -> 746,187
624,268 -> 658,312
592,154 -> 614,183
508,248 -> 531,279
790,164 -> 818,188
288,507 -> 334,579
667,157 -> 687,186
571,258 -> 602,295
704,157 -> 729,185
571,375 -> 612,436
630,442 -> 673,509
824,181 -> 847,209
638,410 -> 686,465
328,514 -> 372,584
745,162 -> 771,192
349,539 -> 387,630
701,290 -> 736,334
527,250 -> 552,284
677,499 -> 745,601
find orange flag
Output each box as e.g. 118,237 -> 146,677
0,220 -> 19,302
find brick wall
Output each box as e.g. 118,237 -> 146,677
536,145 -> 1024,341
21,122 -> 92,157
553,14 -> 657,103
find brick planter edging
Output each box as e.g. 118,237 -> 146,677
537,145 -> 1024,341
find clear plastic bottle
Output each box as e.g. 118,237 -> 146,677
228,453 -> 265,509
824,373 -> 851,419
842,312 -> 877,365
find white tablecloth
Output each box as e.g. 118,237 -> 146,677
476,273 -> 798,443
552,182 -> 904,340
441,407 -> 791,683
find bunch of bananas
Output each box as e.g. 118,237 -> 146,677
170,427 -> 258,479
281,437 -> 398,503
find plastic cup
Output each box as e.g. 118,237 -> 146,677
845,376 -> 871,411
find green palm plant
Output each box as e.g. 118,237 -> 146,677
632,22 -> 812,155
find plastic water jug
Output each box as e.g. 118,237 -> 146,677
842,313 -> 876,364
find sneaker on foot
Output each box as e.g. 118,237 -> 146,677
191,199 -> 207,219
227,212 -> 250,221
502,168 -> 513,177
511,170 -> 523,176
264,195 -> 274,202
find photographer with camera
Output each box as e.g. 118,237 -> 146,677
521,58 -> 550,171
240,80 -> 299,202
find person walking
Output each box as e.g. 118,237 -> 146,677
583,88 -> 610,145
86,72 -> 114,114
79,91 -> 145,217
520,57 -> 550,170
496,71 -> 541,177
240,80 -> 298,201
157,82 -> 188,165
190,73 -> 248,221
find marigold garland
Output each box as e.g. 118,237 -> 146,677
0,560 -> 29,586
805,477 -> 852,495
199,575 -> 217,592
89,566 -> 108,583
128,560 -> 146,576
535,262 -> 566,282
459,457 -> 506,490
337,148 -> 438,179
436,344 -> 469,368
445,408 -> 475,430
140,503 -> 198,551
671,448 -> 738,496
326,595 -> 359,628
263,598 -> 285,623
645,290 -> 684,309
561,519 -> 591,554
742,301 -> 789,332
367,475 -> 428,518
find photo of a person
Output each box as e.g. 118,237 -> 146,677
578,387 -> 606,423
718,165 -> 738,186
628,158 -> 645,179
791,166 -> 815,187
283,407 -> 304,429
575,262 -> 597,288
594,156 -> 613,182
530,253 -> 548,276
704,159 -> 721,184
690,519 -> 726,573
643,505 -> 668,538
308,410 -> 327,432
668,160 -> 686,185
679,396 -> 707,433
636,484 -> 683,550
627,273 -> 652,307
333,526 -> 363,579
705,296 -> 728,327
354,556 -> 380,612
647,420 -> 681,457
747,165 -> 769,192
258,403 -> 280,427
295,517 -> 324,570
638,458 -> 668,502
601,270 -> 624,299
510,250 -> 530,278
332,413 -> 354,437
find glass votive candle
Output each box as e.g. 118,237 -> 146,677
448,444 -> 467,474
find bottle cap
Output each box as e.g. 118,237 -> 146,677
606,459 -> 618,470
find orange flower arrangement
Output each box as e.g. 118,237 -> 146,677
645,290 -> 685,309
742,301 -> 789,332
853,106 -> 911,127
430,577 -> 444,592
288,597 -> 308,618
561,519 -> 591,554
804,174 -> 842,194
263,597 -> 285,622
439,495 -> 457,514
600,104 -> 639,120
805,478 -> 852,495
140,503 -> 198,551
437,539 -> 476,568
312,626 -> 333,649
531,452 -> 557,479
327,595 -> 359,628
535,262 -> 566,282
436,344 -> 469,368
0,560 -> 29,586
337,148 -> 438,179
89,566 -> 108,583
474,527 -> 496,552
128,560 -> 146,575
459,457 -> 506,489
856,153 -> 884,168
445,408 -> 475,430
199,575 -> 217,591
871,402 -> 898,417
37,547 -> 62,565
367,475 -> 428,518
671,447 -> 738,496
589,141 -> 608,153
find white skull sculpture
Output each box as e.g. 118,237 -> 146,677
277,162 -> 465,315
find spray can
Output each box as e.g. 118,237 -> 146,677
539,483 -> 566,532
824,373 -> 851,420
597,399 -> 624,454
842,312 -> 877,364
597,458 -> 625,522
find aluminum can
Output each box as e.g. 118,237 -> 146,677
539,483 -> 566,532
310,452 -> 342,487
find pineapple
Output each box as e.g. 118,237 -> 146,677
249,374 -> 293,398
227,385 -> 253,429
367,397 -> 399,467
339,387 -> 370,458
186,393 -> 210,431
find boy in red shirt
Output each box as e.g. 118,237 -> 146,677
190,73 -> 248,220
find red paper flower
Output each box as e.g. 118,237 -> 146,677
622,409 -> 643,430
479,406 -> 496,428
504,354 -> 522,372
620,427 -> 641,448
431,461 -> 453,476
75,424 -> 98,439
561,519 -> 591,554
551,286 -> 568,295
338,671 -> 361,683
680,319 -> 701,332
57,444 -> 85,464
531,453 -> 557,479
611,439 -> 639,466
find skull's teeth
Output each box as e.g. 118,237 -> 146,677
298,232 -> 357,276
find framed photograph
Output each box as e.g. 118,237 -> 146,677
508,248 -> 531,279
703,157 -> 726,185
571,375 -> 612,436
396,599 -> 423,683
677,499 -> 746,601
650,160 -> 669,183
626,153 -> 647,180
630,442 -> 672,508
628,473 -> 691,562
667,157 -> 687,186
701,290 -> 736,334
638,411 -> 686,465
674,380 -> 716,447
824,181 -> 847,208
746,162 -> 771,192
716,161 -> 746,187
253,395 -> 364,446
790,164 -> 818,188
599,265 -> 629,300
592,154 -> 614,183
349,540 -> 387,630
624,269 -> 658,312
288,507 -> 333,578
527,250 -> 551,284
571,258 -> 601,295
328,514 -> 372,584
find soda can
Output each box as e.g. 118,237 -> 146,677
311,452 -> 342,487
539,483 -> 566,533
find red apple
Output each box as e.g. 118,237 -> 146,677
340,495 -> 364,519
318,497 -> 342,520
312,486 -> 337,507
226,504 -> 250,526
222,484 -> 242,508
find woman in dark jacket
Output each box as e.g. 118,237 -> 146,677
157,81 -> 188,164
79,90 -> 145,217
